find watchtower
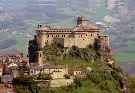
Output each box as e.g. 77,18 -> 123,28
37,51 -> 43,66
77,17 -> 88,25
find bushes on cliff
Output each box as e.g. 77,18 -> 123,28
12,76 -> 38,93
38,73 -> 52,80
42,43 -> 63,55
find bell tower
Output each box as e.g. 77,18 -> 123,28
37,51 -> 43,66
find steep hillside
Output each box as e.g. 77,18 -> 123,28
13,43 -> 131,93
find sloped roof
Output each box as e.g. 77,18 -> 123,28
29,66 -> 42,70
43,64 -> 68,69
72,24 -> 100,32
37,24 -> 99,32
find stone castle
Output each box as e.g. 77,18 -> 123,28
28,17 -> 109,65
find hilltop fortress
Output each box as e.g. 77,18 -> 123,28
28,17 -> 109,65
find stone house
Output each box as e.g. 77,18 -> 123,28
1,75 -> 13,83
8,66 -> 19,78
69,69 -> 84,76
29,65 -> 42,76
42,65 -> 68,79
3,62 -> 19,77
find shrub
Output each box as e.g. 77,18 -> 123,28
38,73 -> 52,80
73,77 -> 82,88
64,74 -> 70,79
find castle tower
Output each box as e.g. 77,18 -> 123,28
36,24 -> 46,48
98,35 -> 109,46
77,17 -> 88,26
37,51 -> 43,66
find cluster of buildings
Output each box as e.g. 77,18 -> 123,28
0,17 -> 110,87
0,52 -> 29,84
0,51 -> 84,87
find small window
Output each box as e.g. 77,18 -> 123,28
91,34 -> 92,36
81,35 -> 82,37
64,35 -> 65,37
40,54 -> 42,57
97,34 -> 98,35
31,71 -> 34,73
83,39 -> 84,40
86,34 -> 87,36
58,35 -> 59,37
52,35 -> 53,37
47,35 -> 49,37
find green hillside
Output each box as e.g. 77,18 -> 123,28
13,43 -> 135,93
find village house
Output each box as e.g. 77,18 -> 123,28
42,65 -> 68,79
29,65 -> 42,76
29,64 -> 68,79
1,75 -> 13,83
69,69 -> 84,76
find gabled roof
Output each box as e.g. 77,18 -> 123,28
36,24 -> 100,32
73,24 -> 100,31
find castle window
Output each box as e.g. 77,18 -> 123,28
47,35 -> 49,37
86,34 -> 87,36
83,39 -> 84,40
62,35 -> 63,37
52,35 -> 53,37
81,35 -> 82,37
58,35 -> 59,37
64,35 -> 65,37
91,34 -> 92,36
97,34 -> 98,35
40,54 -> 42,57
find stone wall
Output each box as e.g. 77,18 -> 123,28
50,79 -> 73,87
